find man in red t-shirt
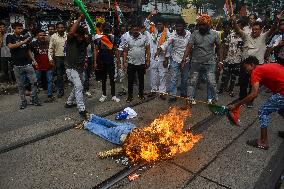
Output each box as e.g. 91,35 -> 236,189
229,56 -> 284,150
31,30 -> 54,102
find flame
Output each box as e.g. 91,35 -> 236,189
123,107 -> 202,163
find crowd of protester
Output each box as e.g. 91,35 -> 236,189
0,10 -> 284,138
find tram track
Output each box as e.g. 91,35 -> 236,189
0,96 -> 156,155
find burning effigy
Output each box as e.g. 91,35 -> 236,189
83,107 -> 202,164
89,107 -> 201,163
123,107 -> 202,163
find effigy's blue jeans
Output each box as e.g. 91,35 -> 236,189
84,114 -> 136,145
258,93 -> 284,128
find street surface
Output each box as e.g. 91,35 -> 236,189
0,71 -> 283,189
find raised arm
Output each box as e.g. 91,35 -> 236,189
68,14 -> 84,37
144,10 -> 157,31
230,15 -> 245,37
266,11 -> 284,38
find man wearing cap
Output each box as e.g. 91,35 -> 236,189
182,14 -> 223,105
144,10 -> 171,100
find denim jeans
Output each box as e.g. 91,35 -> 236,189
36,70 -> 53,97
189,63 -> 217,100
84,114 -> 136,145
66,69 -> 85,112
54,56 -> 65,95
13,64 -> 38,103
258,93 -> 284,128
169,59 -> 190,97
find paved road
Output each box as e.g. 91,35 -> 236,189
0,73 -> 283,189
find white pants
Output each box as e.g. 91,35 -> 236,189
150,59 -> 168,93
66,69 -> 85,112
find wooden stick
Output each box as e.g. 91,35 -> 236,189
158,92 -> 209,105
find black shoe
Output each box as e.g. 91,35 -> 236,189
44,96 -> 55,103
168,97 -> 177,103
79,110 -> 89,120
126,96 -> 133,103
278,131 -> 284,139
20,100 -> 28,109
159,94 -> 167,100
31,99 -> 42,106
138,94 -> 145,101
64,103 -> 77,108
118,90 -> 127,96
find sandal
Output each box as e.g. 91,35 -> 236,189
246,139 -> 269,150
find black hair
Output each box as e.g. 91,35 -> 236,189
102,22 -> 111,33
75,26 -> 86,36
96,22 -> 102,28
252,21 -> 263,29
47,24 -> 55,29
0,21 -> 5,26
249,14 -> 257,20
237,19 -> 247,28
56,22 -> 65,27
11,22 -> 23,29
153,17 -> 165,25
176,19 -> 186,27
130,21 -> 141,28
36,29 -> 45,35
241,56 -> 259,66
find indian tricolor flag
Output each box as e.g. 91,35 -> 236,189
114,1 -> 124,26
223,0 -> 229,16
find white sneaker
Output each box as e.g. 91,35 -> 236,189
85,91 -> 92,98
207,99 -> 213,104
190,98 -> 196,105
111,96 -> 120,102
99,95 -> 107,102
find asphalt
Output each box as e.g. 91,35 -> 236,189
0,72 -> 283,189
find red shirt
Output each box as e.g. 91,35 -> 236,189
251,63 -> 284,96
31,40 -> 51,71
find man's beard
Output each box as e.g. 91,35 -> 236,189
199,28 -> 209,35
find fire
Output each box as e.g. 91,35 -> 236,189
123,107 -> 202,163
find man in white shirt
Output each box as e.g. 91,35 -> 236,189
144,11 -> 171,100
158,19 -> 191,102
48,22 -> 67,98
123,22 -> 150,103
231,12 -> 282,106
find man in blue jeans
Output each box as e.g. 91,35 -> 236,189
229,56 -> 284,150
7,22 -> 41,109
182,14 -> 223,105
158,19 -> 191,102
84,114 -> 136,145
30,29 -> 54,102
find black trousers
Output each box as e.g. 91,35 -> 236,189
127,64 -> 145,98
219,63 -> 240,92
101,63 -> 115,96
239,66 -> 251,100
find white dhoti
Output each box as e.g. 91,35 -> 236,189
150,59 -> 168,93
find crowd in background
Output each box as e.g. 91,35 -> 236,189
0,11 -> 284,121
